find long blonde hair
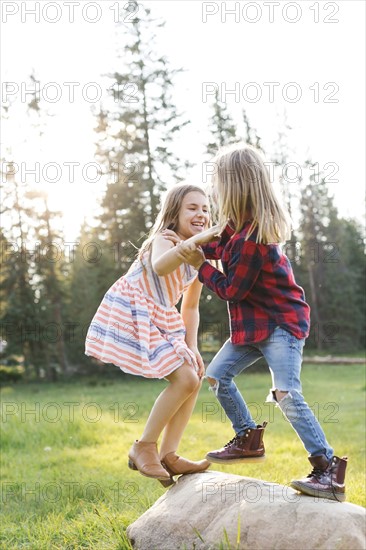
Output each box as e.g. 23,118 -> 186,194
212,143 -> 291,244
138,183 -> 207,259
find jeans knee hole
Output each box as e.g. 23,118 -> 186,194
275,390 -> 290,405
206,377 -> 219,396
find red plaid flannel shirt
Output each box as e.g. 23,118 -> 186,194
200,222 -> 310,344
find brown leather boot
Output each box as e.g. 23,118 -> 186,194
161,452 -> 211,477
128,440 -> 174,487
206,422 -> 267,464
290,455 -> 347,502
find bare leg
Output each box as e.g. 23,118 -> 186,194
159,381 -> 202,458
140,364 -> 200,443
274,390 -> 288,402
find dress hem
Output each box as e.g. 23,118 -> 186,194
84,351 -> 197,380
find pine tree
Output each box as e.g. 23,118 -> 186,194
93,1 -> 190,278
68,2 -> 192,369
242,109 -> 264,153
294,161 -> 365,351
270,114 -> 298,247
0,169 -> 43,376
206,89 -> 238,157
65,221 -> 112,371
318,214 -> 365,351
25,190 -> 69,379
1,76 -> 72,379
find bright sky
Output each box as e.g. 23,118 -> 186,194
1,0 -> 365,241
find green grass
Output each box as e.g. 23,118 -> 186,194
1,363 -> 365,549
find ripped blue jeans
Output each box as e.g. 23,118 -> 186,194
205,327 -> 334,460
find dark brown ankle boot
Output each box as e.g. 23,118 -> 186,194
290,455 -> 347,502
205,422 -> 267,464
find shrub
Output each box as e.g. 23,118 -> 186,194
0,365 -> 25,384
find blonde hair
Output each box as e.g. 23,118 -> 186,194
212,143 -> 291,244
138,183 -> 207,259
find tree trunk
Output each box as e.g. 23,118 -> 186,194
308,263 -> 322,351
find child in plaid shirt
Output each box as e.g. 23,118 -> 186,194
164,144 -> 347,502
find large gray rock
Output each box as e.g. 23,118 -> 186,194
127,471 -> 366,550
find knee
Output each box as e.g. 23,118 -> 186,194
179,369 -> 200,394
206,376 -> 217,387
274,389 -> 289,403
274,389 -> 303,423
205,365 -> 221,387
206,375 -> 220,397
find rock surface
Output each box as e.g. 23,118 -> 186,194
127,471 -> 366,550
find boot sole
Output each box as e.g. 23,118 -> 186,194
128,458 -> 175,486
206,455 -> 266,464
290,481 -> 346,502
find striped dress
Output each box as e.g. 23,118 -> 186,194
85,250 -> 199,378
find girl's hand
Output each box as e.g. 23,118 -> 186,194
160,229 -> 181,246
175,242 -> 206,270
161,225 -> 222,247
189,346 -> 205,379
188,224 -> 222,245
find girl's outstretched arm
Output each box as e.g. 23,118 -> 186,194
162,224 -> 228,260
151,234 -> 203,276
183,224 -> 222,245
161,224 -> 221,246
151,226 -> 220,276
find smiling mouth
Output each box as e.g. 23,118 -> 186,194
191,222 -> 205,230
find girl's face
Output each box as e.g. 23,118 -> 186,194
176,191 -> 210,239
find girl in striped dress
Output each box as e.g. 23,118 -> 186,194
85,184 -> 220,486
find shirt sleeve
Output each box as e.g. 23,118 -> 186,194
201,241 -> 222,260
201,223 -> 235,260
198,238 -> 264,302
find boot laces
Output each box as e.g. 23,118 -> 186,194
308,463 -> 342,502
224,435 -> 241,448
329,462 -> 343,503
307,467 -> 325,479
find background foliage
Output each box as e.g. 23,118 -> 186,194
1,2 -> 365,382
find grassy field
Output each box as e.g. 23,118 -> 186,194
1,363 -> 365,549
